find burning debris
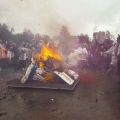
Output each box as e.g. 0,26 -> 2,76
21,41 -> 79,85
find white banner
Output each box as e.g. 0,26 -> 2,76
54,71 -> 74,85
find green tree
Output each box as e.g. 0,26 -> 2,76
0,23 -> 13,42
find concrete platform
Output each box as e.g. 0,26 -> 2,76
6,79 -> 79,90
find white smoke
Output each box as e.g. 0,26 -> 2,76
0,0 -> 120,38
67,46 -> 88,67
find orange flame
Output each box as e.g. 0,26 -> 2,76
40,45 -> 62,61
35,44 -> 62,67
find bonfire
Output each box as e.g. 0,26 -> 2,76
21,40 -> 79,85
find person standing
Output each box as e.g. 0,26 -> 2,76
114,35 -> 120,79
0,46 -> 7,71
19,44 -> 28,71
8,41 -> 21,71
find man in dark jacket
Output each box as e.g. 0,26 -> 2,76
115,35 -> 120,78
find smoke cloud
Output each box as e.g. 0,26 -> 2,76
0,0 -> 120,38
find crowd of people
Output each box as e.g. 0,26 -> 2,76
0,38 -> 57,72
73,30 -> 120,78
0,39 -> 40,71
0,30 -> 120,79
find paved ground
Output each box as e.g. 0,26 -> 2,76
0,68 -> 120,120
